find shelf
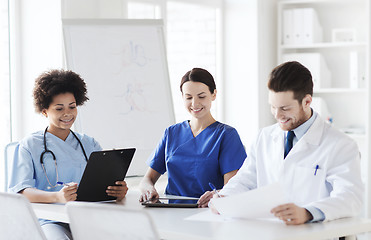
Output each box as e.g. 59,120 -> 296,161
280,42 -> 367,50
314,88 -> 367,94
343,132 -> 366,140
278,0 -> 371,216
280,0 -> 364,6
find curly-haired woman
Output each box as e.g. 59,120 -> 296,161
8,69 -> 128,239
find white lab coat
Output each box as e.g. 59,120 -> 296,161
220,114 -> 364,221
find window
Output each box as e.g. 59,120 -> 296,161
127,1 -> 162,19
127,0 -> 222,122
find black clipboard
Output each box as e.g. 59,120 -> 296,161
76,148 -> 135,202
141,197 -> 199,208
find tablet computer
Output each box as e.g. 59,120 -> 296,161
76,148 -> 136,202
141,197 -> 199,208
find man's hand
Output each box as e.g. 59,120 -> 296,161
271,203 -> 313,225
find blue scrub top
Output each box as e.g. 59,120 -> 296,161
149,121 -> 247,197
8,130 -> 102,226
8,130 -> 102,194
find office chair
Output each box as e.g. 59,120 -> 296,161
3,142 -> 18,192
0,192 -> 47,239
66,202 -> 160,240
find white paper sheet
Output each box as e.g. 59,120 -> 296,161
185,209 -> 235,222
211,182 -> 287,219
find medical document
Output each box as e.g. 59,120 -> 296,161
211,182 -> 288,219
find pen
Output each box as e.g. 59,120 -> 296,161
209,182 -> 221,197
314,165 -> 319,176
46,181 -> 69,189
57,181 -> 69,187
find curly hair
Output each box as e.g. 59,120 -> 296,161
33,69 -> 89,113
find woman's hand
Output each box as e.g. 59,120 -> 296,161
209,192 -> 224,214
139,168 -> 161,202
106,180 -> 129,201
197,191 -> 214,208
56,182 -> 78,203
139,187 -> 159,202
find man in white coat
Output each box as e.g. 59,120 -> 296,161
215,61 -> 364,225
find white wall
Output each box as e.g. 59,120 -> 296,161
11,0 -> 63,141
10,0 -> 277,149
257,0 -> 277,129
223,0 -> 259,148
62,0 -> 126,18
223,0 -> 277,148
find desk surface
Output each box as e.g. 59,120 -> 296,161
32,191 -> 371,240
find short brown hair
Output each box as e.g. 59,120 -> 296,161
180,68 -> 216,94
33,69 -> 89,113
268,61 -> 313,102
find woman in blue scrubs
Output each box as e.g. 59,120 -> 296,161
139,68 -> 247,207
8,69 -> 128,240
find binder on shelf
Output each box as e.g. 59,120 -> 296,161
283,53 -> 331,90
282,8 -> 323,45
302,8 -> 323,44
293,8 -> 304,44
349,51 -> 359,89
349,51 -> 366,89
282,9 -> 293,45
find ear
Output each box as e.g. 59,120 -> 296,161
302,94 -> 312,109
211,89 -> 217,101
41,109 -> 48,118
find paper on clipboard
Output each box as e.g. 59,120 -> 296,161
212,182 -> 287,219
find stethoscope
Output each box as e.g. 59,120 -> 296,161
41,127 -> 88,189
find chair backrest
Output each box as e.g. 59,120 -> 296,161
0,192 -> 46,240
66,202 -> 160,240
3,142 -> 18,192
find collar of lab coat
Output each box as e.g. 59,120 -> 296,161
271,113 -> 325,147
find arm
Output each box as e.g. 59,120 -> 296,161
273,133 -> 363,224
139,168 -> 161,202
139,128 -> 168,202
306,139 -> 364,221
224,169 -> 238,185
218,128 -> 255,196
199,128 -> 248,208
9,142 -> 78,203
198,169 -> 239,208
219,146 -> 258,196
21,183 -> 78,203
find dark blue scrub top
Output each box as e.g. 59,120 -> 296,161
148,121 -> 247,198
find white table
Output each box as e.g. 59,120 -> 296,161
32,191 -> 371,240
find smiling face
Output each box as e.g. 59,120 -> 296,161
269,90 -> 312,131
182,81 -> 216,120
42,92 -> 77,135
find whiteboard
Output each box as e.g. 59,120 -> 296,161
63,19 -> 175,176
